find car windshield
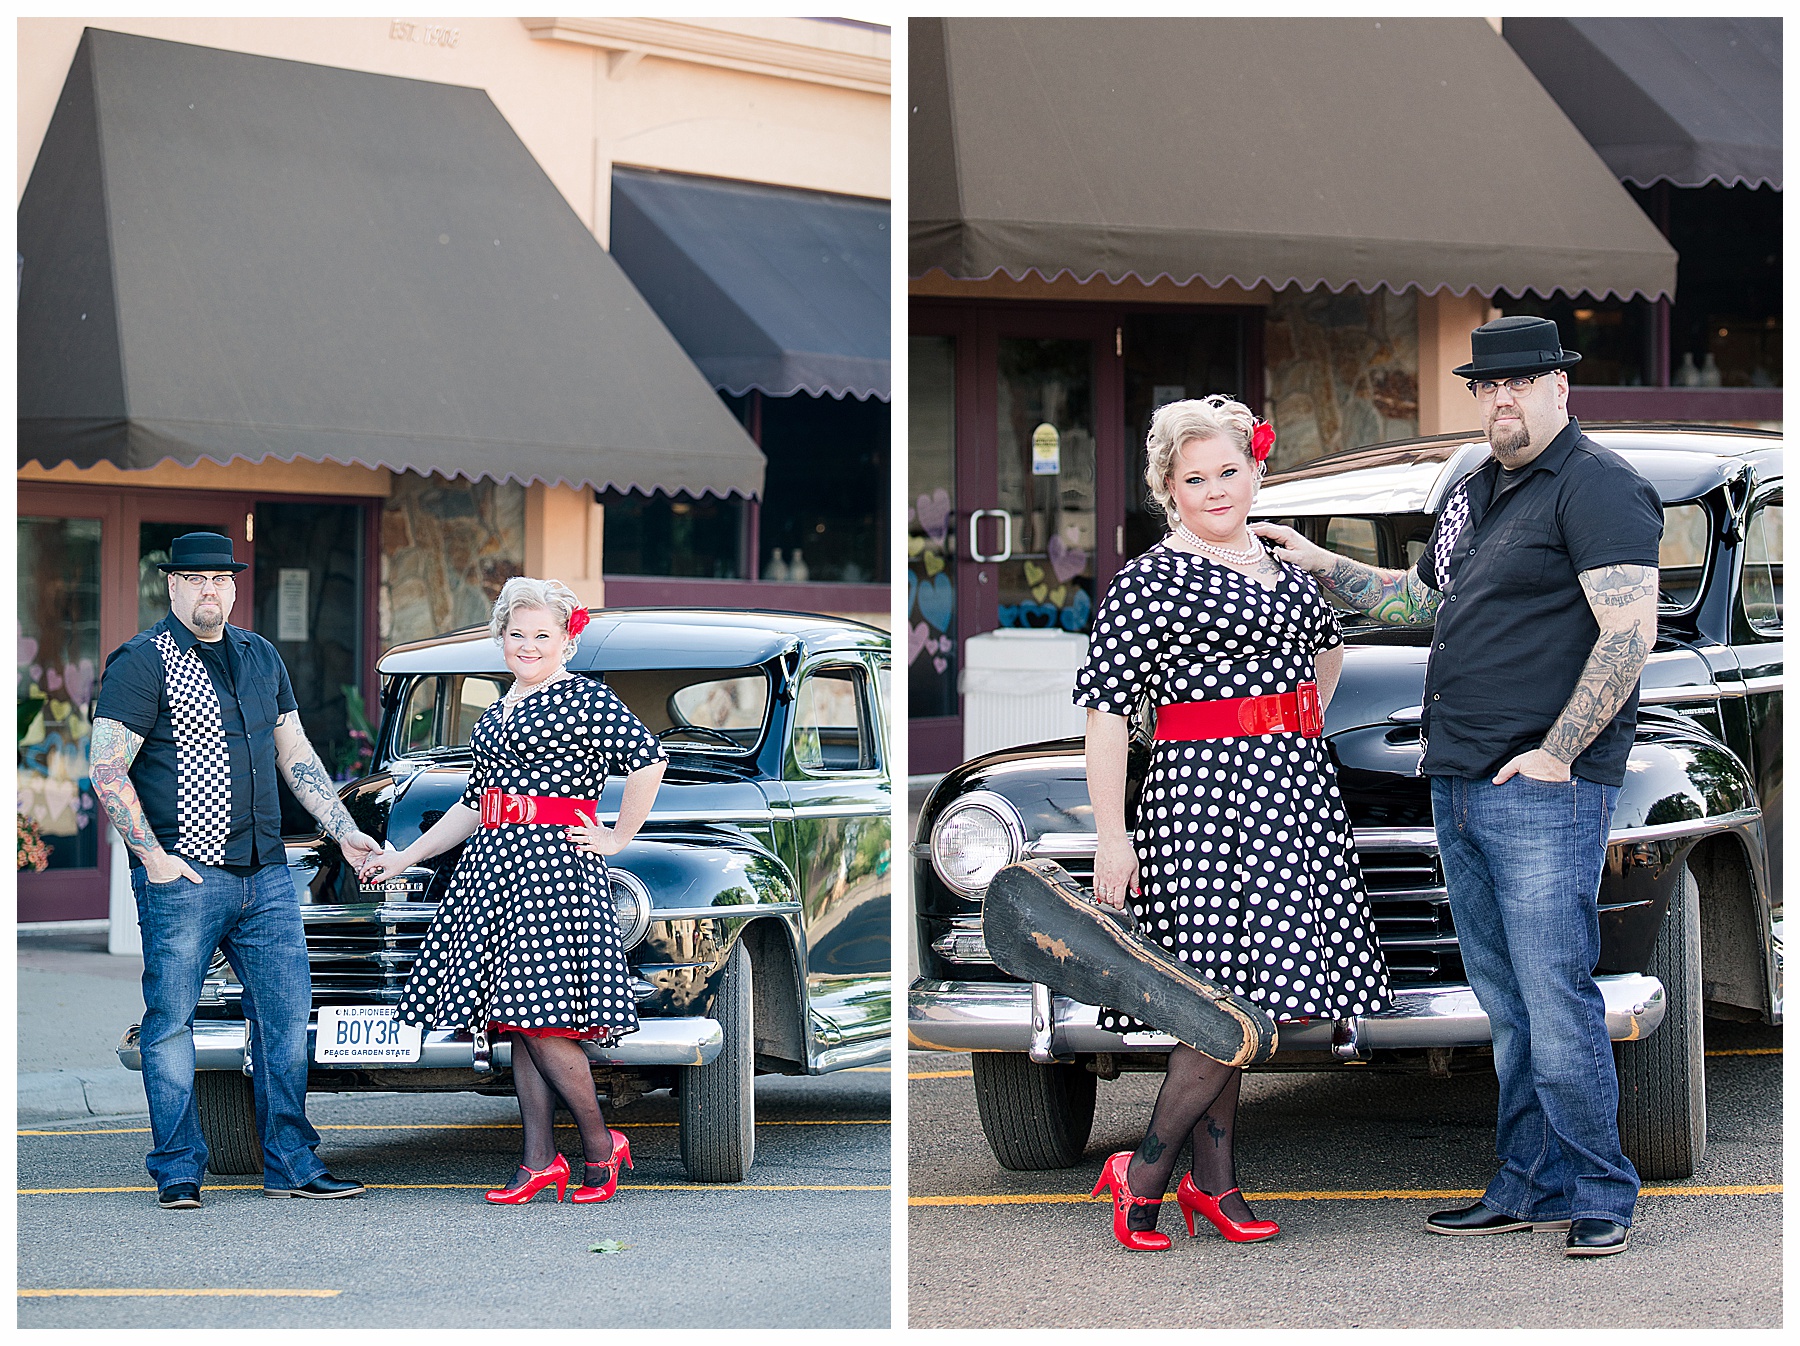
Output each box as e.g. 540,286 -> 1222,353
393,667 -> 772,757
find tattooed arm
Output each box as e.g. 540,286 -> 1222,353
272,711 -> 380,866
1251,522 -> 1442,626
1492,564 -> 1659,784
89,718 -> 201,885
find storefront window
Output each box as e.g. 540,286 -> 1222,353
909,335 -> 957,719
600,489 -> 746,579
757,392 -> 890,583
18,517 -> 103,871
1496,292 -> 1655,387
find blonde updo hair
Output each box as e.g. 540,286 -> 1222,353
489,576 -> 584,646
1143,395 -> 1261,518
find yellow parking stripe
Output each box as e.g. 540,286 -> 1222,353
21,1288 -> 340,1299
20,1119 -> 888,1137
21,1182 -> 889,1196
901,1050 -> 1781,1076
1705,1047 -> 1782,1056
908,1069 -> 974,1079
909,1183 -> 1780,1207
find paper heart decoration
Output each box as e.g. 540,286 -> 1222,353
1031,585 -> 1047,602
933,656 -> 948,673
923,551 -> 945,577
915,488 -> 951,546
63,659 -> 95,707
909,622 -> 929,664
1049,586 -> 1066,607
1023,560 -> 1046,586
917,574 -> 954,632
1060,589 -> 1093,631
1020,601 -> 1059,628
44,667 -> 62,691
18,634 -> 38,666
997,604 -> 1020,628
925,635 -> 945,655
907,535 -> 926,557
1047,535 -> 1088,585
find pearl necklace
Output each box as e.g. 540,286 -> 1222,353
503,670 -> 568,706
1172,517 -> 1260,563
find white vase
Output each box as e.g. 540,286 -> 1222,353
765,548 -> 789,582
789,548 -> 810,582
1674,352 -> 1701,387
1700,353 -> 1723,388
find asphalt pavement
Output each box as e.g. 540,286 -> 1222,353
17,927 -> 891,1328
907,1020 -> 1781,1330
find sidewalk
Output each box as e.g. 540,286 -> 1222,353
18,926 -> 149,1123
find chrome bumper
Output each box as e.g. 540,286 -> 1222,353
908,975 -> 1667,1059
118,1016 -> 724,1073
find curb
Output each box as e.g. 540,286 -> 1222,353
18,1069 -> 147,1125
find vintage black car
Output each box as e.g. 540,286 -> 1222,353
911,424 -> 1780,1181
121,608 -> 892,1182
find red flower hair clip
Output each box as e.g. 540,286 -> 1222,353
567,607 -> 591,637
1251,419 -> 1275,463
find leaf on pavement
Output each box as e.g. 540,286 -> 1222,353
589,1239 -> 632,1254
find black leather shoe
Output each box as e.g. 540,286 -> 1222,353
264,1173 -> 367,1200
1565,1218 -> 1630,1256
157,1182 -> 201,1209
1425,1202 -> 1571,1235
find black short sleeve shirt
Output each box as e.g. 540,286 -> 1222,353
1414,419 -> 1663,786
94,614 -> 299,868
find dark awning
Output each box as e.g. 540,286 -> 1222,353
19,28 -> 764,498
911,17 -> 1678,301
610,167 -> 889,400
1503,19 -> 1781,191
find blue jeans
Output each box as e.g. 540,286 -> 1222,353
132,861 -> 324,1191
1431,774 -> 1639,1226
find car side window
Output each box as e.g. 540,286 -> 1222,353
793,664 -> 873,773
1741,493 -> 1783,634
397,677 -> 440,755
446,676 -> 506,746
1320,518 -> 1378,610
1659,502 -> 1712,613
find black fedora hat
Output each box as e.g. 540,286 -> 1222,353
157,531 -> 247,573
1452,315 -> 1582,379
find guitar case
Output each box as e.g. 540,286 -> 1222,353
981,858 -> 1278,1067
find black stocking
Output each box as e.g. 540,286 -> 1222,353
515,1034 -> 615,1187
1188,1068 -> 1255,1223
503,1031 -> 560,1188
1124,1045 -> 1239,1231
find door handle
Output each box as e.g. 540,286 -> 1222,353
969,509 -> 1013,564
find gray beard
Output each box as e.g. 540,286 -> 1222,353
1488,421 -> 1531,462
188,607 -> 225,636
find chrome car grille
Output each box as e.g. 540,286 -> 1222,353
303,905 -> 437,1006
1021,829 -> 1464,988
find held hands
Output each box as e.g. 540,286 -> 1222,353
1092,835 -> 1141,911
568,810 -> 626,859
337,830 -> 381,869
358,842 -> 415,886
1492,748 -> 1572,785
143,850 -> 203,885
1249,522 -> 1331,574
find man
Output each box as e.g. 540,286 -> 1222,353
91,532 -> 379,1209
1255,316 -> 1662,1258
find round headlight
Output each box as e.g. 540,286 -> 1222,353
608,870 -> 653,950
930,793 -> 1024,897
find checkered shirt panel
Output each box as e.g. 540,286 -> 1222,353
152,627 -> 233,865
1428,485 -> 1473,590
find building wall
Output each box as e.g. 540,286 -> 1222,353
1264,286 -> 1420,467
380,473 -> 524,647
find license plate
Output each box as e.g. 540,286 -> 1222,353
315,1006 -> 422,1064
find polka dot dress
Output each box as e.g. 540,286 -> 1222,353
1073,544 -> 1392,1027
395,675 -> 668,1041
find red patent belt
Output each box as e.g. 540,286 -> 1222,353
1153,684 -> 1324,741
479,788 -> 598,827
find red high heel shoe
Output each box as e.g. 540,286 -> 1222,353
485,1153 -> 569,1205
1091,1151 -> 1172,1251
570,1130 -> 633,1203
1176,1173 -> 1279,1242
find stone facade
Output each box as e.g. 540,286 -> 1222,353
381,472 -> 524,645
1266,286 -> 1419,468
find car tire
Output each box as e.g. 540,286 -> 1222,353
1615,863 -> 1706,1181
195,1069 -> 263,1176
971,1052 -> 1097,1171
679,938 -> 755,1183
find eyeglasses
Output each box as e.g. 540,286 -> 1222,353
1467,373 -> 1552,400
172,572 -> 237,590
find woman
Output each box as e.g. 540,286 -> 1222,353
361,578 -> 668,1204
1074,396 -> 1391,1251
